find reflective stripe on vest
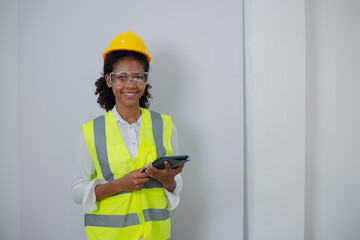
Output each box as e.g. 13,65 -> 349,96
93,115 -> 113,181
149,110 -> 166,158
143,208 -> 170,222
85,208 -> 169,228
85,213 -> 140,228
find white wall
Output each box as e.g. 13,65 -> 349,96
244,0 -> 306,239
244,0 -> 360,240
306,0 -> 360,239
1,0 -> 244,239
0,0 -> 20,239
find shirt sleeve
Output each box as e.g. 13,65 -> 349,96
70,131 -> 106,212
163,122 -> 183,211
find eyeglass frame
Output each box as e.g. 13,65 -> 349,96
109,71 -> 149,86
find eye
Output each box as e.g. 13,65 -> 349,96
116,74 -> 127,80
134,74 -> 145,80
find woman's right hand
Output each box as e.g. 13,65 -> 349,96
95,166 -> 149,201
115,166 -> 150,192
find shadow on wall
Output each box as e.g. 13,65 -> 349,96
150,47 -> 205,240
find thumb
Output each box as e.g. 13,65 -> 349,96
139,166 -> 145,173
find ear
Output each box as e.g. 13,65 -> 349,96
105,74 -> 112,88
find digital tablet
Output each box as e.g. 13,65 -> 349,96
151,155 -> 190,170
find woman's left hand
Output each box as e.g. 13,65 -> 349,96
145,161 -> 184,192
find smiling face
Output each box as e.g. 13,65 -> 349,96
105,57 -> 146,109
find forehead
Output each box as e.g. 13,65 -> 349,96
112,57 -> 145,72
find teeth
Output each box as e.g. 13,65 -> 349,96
123,93 -> 136,96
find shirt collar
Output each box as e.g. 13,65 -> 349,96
111,106 -> 142,125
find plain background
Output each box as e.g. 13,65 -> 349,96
244,0 -> 360,239
0,0 -> 244,240
1,0 -> 360,240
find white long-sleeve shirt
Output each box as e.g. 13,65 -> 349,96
71,108 -> 182,213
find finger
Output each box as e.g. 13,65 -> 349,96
134,184 -> 144,190
134,178 -> 149,189
137,172 -> 150,179
138,177 -> 149,184
147,162 -> 154,170
138,166 -> 145,173
145,165 -> 155,176
145,169 -> 155,178
164,161 -> 171,170
147,162 -> 159,174
145,163 -> 152,174
174,164 -> 184,174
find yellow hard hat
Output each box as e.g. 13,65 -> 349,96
103,31 -> 151,62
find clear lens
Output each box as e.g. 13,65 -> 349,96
110,71 -> 148,86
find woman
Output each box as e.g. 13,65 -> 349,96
71,31 -> 184,240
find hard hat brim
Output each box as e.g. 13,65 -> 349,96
103,49 -> 152,63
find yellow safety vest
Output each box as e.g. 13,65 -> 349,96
81,108 -> 173,240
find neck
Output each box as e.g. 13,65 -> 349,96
115,104 -> 142,124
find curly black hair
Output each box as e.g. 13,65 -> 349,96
95,50 -> 152,111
